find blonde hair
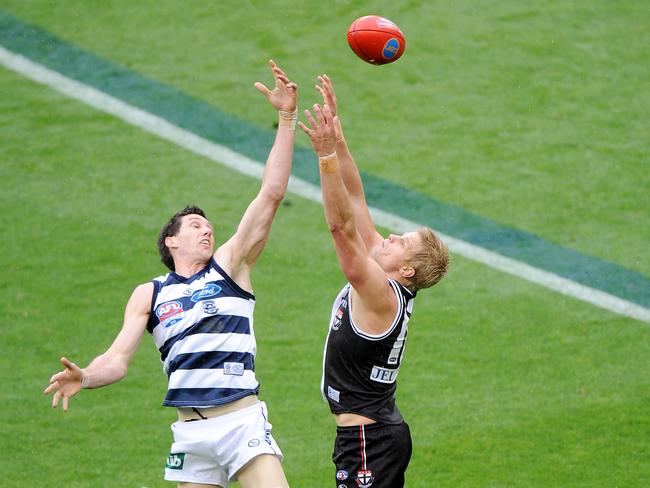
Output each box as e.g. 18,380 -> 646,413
408,227 -> 449,292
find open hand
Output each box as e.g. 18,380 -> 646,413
316,75 -> 337,117
254,59 -> 298,113
298,103 -> 338,157
316,75 -> 344,141
44,357 -> 84,412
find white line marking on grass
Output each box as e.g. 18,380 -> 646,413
1,45 -> 648,324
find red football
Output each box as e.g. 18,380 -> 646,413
346,15 -> 406,65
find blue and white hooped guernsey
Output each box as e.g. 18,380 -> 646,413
148,258 -> 259,407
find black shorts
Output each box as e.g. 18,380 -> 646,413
332,421 -> 412,488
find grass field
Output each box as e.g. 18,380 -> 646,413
1,1 -> 649,487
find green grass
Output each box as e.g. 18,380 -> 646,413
1,1 -> 649,487
3,0 -> 648,274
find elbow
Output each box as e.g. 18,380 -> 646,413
269,189 -> 286,205
328,214 -> 355,237
116,363 -> 128,381
328,221 -> 347,237
261,185 -> 286,206
109,355 -> 129,382
343,266 -> 365,286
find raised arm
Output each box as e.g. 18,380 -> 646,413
315,75 -> 383,251
216,60 -> 298,290
299,104 -> 397,334
44,282 -> 152,411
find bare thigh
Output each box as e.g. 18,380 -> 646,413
236,454 -> 289,488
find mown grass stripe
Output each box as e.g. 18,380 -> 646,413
1,11 -> 648,322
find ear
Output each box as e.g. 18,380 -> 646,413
400,266 -> 415,279
165,235 -> 178,249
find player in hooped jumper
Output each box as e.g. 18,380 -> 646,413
299,76 -> 449,487
44,60 -> 297,488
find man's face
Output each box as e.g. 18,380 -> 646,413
167,214 -> 214,263
370,231 -> 422,273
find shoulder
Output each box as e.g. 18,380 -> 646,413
130,281 -> 154,305
213,245 -> 234,275
134,281 -> 155,293
213,247 -> 253,294
349,279 -> 401,336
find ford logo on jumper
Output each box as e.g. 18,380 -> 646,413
191,283 -> 222,302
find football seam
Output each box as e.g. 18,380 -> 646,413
347,29 -> 405,41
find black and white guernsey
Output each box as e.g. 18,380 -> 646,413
321,279 -> 415,424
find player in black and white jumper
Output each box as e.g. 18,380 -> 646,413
300,76 -> 449,488
44,60 -> 297,488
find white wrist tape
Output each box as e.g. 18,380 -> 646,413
278,109 -> 298,130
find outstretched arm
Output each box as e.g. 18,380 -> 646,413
216,60 -> 298,290
43,282 -> 152,411
299,104 -> 397,334
315,75 -> 383,251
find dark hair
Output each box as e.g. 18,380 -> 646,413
157,205 -> 207,271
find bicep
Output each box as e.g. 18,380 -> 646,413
221,193 -> 280,269
331,225 -> 393,312
350,194 -> 383,251
347,257 -> 396,317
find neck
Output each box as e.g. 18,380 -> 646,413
390,272 -> 415,293
173,258 -> 210,278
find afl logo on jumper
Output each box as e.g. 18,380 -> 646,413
191,283 -> 222,302
156,301 -> 185,327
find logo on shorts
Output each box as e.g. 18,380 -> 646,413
248,438 -> 260,447
356,469 -> 374,487
165,452 -> 185,470
337,469 -> 349,480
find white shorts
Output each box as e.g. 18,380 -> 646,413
164,400 -> 283,486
